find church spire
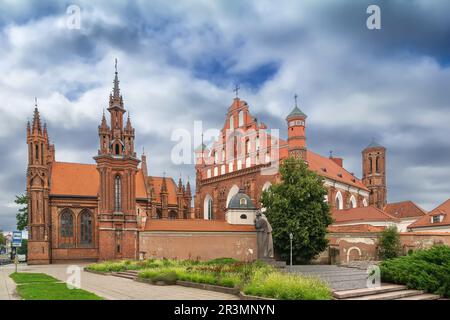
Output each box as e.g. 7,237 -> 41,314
113,58 -> 120,99
125,113 -> 132,131
32,98 -> 42,134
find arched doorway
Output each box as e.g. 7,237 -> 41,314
203,195 -> 213,220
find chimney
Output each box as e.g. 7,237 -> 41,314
330,157 -> 343,167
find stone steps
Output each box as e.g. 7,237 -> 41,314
334,284 -> 407,299
344,289 -> 424,300
334,284 -> 441,300
396,293 -> 440,300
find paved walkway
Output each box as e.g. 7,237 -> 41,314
0,263 -> 238,300
286,265 -> 369,291
0,264 -> 19,300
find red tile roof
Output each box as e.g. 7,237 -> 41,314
328,224 -> 386,233
305,150 -> 367,190
408,199 -> 450,229
50,162 -> 99,196
144,219 -> 256,232
50,162 -> 175,204
332,205 -> 397,224
384,201 -> 427,219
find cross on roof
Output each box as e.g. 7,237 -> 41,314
115,58 -> 118,73
233,84 -> 240,98
294,94 -> 298,108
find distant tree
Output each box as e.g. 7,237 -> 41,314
15,194 -> 28,231
261,157 -> 333,263
379,226 -> 401,260
0,231 -> 5,246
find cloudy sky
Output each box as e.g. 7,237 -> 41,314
0,0 -> 449,231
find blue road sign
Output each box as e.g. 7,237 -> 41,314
12,231 -> 22,247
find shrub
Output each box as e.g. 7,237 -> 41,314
243,270 -> 331,300
380,245 -> 450,297
378,226 -> 401,260
139,268 -> 181,285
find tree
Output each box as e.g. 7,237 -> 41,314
0,231 -> 5,246
378,226 -> 401,260
15,194 -> 28,231
261,157 -> 332,263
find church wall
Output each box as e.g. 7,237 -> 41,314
139,231 -> 257,262
49,197 -> 99,262
325,232 -> 450,264
195,167 -> 278,220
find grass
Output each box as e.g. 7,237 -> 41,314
243,271 -> 332,300
87,258 -> 332,300
10,272 -> 103,300
10,272 -> 58,284
380,245 -> 450,297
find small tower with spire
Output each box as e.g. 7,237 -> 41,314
160,173 -> 169,218
26,98 -> 51,264
184,179 -> 192,219
287,94 -> 307,161
176,176 -> 184,218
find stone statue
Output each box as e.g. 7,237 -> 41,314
254,209 -> 274,259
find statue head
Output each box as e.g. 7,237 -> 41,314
255,209 -> 262,217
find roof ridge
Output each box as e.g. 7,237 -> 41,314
54,161 -> 96,166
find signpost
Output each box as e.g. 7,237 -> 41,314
11,231 -> 22,273
12,231 -> 22,248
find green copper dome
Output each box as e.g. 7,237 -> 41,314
228,189 -> 255,210
286,106 -> 307,120
365,140 -> 385,150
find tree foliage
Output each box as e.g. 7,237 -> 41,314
261,157 -> 332,263
378,226 -> 401,260
15,194 -> 28,231
0,231 -> 5,246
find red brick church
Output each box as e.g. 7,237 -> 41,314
194,95 -> 387,220
26,64 -> 192,264
26,63 -> 392,264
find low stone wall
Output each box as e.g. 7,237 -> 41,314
139,230 -> 257,261
325,231 -> 450,264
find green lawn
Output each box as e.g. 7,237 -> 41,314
10,272 -> 58,284
10,272 -> 103,300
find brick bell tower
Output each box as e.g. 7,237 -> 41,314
27,100 -> 54,264
94,60 -> 140,260
287,94 -> 307,161
362,140 -> 387,209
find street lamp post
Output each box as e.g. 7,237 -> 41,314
289,233 -> 293,266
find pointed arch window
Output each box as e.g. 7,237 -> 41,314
369,156 -> 373,174
60,209 -> 74,248
375,156 -> 380,173
79,210 -> 93,246
60,210 -> 74,237
114,175 -> 122,212
115,143 -> 120,155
